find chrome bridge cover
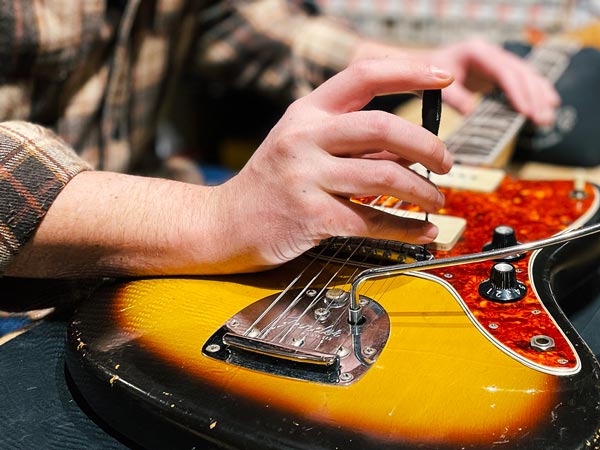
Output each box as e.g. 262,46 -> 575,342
202,288 -> 390,385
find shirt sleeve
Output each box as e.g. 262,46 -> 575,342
192,0 -> 361,101
0,121 -> 92,275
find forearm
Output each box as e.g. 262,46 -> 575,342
4,171 -> 231,278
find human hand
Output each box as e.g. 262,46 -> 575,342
5,59 -> 453,278
210,58 -> 453,272
423,38 -> 560,126
352,38 -> 560,127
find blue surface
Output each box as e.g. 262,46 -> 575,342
199,164 -> 235,185
0,316 -> 31,337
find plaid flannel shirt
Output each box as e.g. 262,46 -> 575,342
0,0 -> 360,274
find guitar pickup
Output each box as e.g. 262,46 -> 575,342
412,163 -> 506,193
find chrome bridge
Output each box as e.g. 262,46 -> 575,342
202,287 -> 390,385
308,236 -> 433,267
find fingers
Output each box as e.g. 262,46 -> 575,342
309,58 -> 454,114
464,40 -> 560,125
441,83 -> 478,115
320,156 -> 445,213
325,196 -> 440,245
314,110 -> 452,175
504,61 -> 558,126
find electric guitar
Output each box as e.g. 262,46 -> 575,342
65,26 -> 600,450
66,176 -> 600,450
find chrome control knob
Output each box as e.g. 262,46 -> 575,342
482,225 -> 524,261
479,262 -> 527,303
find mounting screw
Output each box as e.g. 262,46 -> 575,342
363,347 -> 377,357
314,307 -> 331,321
339,372 -> 354,382
336,346 -> 350,358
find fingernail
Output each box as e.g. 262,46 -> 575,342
431,66 -> 452,79
437,190 -> 445,208
442,148 -> 453,172
537,109 -> 556,127
424,223 -> 439,240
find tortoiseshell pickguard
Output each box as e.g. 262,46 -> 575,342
356,177 -> 598,374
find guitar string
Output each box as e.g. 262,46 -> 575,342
271,239 -> 399,353
274,246 -> 373,347
304,260 -> 398,353
243,239 -> 337,337
269,239 -> 368,344
255,237 -> 358,340
254,239 -> 345,340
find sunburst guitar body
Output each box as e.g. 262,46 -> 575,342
66,176 -> 600,450
66,23 -> 600,450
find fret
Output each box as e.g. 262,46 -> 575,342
462,115 -> 514,132
449,131 -> 506,148
452,146 -> 486,157
527,41 -> 579,82
448,39 -> 580,167
451,135 -> 500,150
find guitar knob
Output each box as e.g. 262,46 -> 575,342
482,225 -> 524,261
479,262 -> 527,303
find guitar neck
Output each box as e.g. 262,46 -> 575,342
448,39 -> 580,168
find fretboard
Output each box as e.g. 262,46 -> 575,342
447,39 -> 581,168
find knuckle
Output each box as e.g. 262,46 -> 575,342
363,111 -> 392,142
372,162 -> 398,189
466,36 -> 488,52
271,127 -> 305,157
347,59 -> 374,83
284,97 -> 304,116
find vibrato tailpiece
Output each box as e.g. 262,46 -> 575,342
202,287 -> 389,386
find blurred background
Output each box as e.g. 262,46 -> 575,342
157,0 -> 600,185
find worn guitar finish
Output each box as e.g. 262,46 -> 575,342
66,178 -> 600,450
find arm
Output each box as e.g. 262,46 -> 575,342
193,0 -> 361,100
193,0 -> 558,125
6,58 -> 453,278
